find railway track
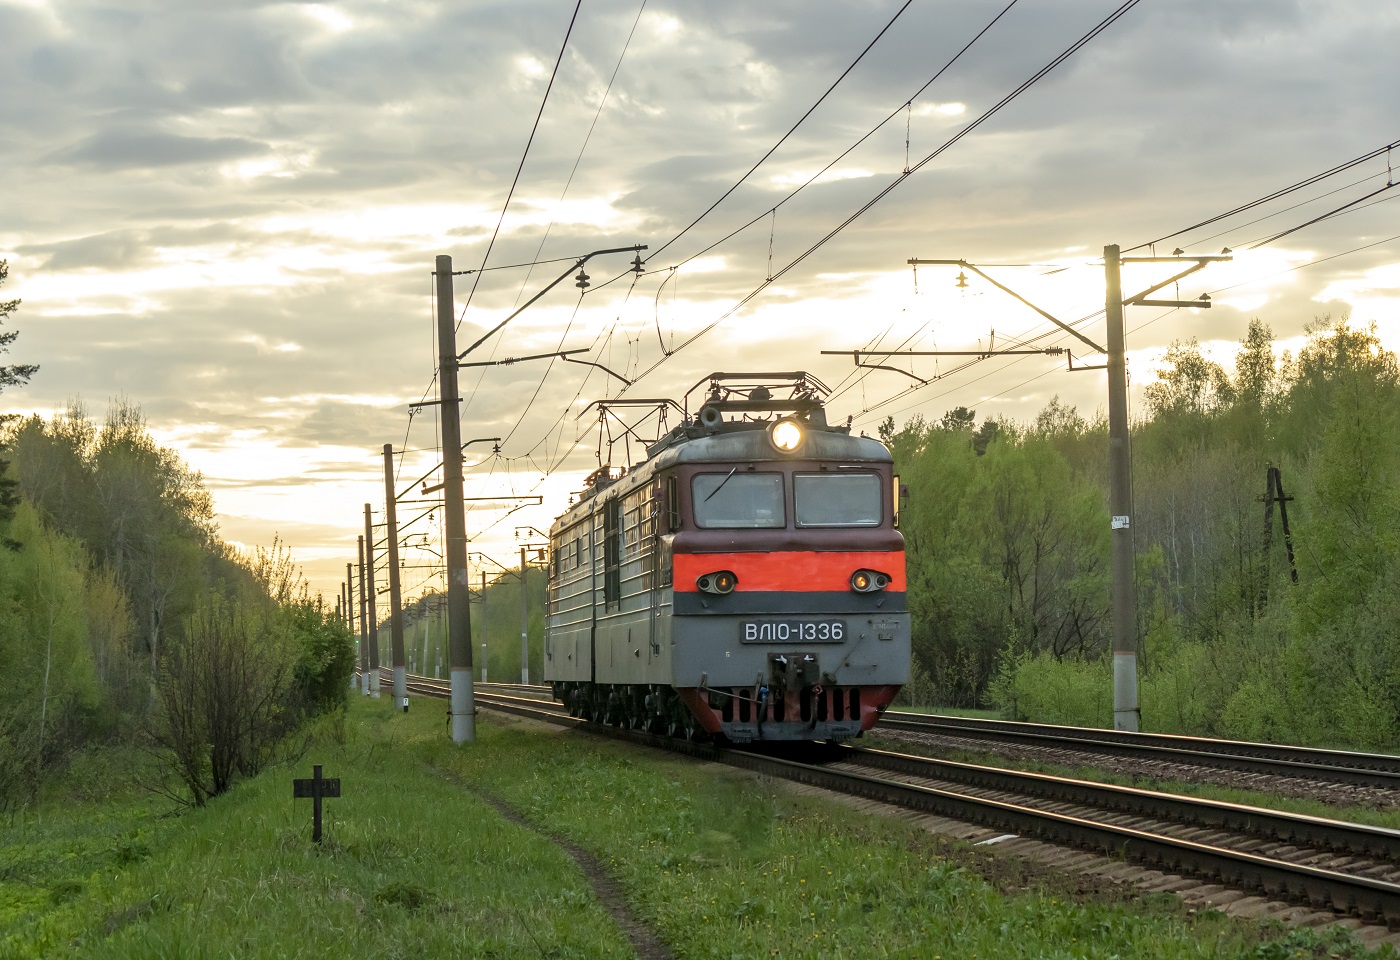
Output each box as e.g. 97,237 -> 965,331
434,679 -> 1400,792
389,671 -> 1400,934
876,712 -> 1400,791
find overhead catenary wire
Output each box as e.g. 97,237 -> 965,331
659,0 -> 1024,276
1125,136 -> 1400,254
456,0 -> 584,330
510,0 -> 648,307
850,230 -> 1400,429
454,0 -> 1140,508
469,0 -> 1029,495
621,0 -> 1148,393
643,0 -> 917,266
838,138 -> 1400,426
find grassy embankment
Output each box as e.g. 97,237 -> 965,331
2,698 -> 1392,959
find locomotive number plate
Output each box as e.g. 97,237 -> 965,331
740,620 -> 845,643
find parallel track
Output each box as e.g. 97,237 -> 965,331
877,713 -> 1400,790
390,671 -> 1400,930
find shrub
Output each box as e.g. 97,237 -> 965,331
987,649 -> 1111,727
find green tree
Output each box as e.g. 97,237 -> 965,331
1143,338 -> 1233,418
0,504 -> 104,810
939,405 -> 976,432
1231,318 -> 1279,411
0,260 -> 38,534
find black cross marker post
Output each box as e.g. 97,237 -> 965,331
292,765 -> 341,843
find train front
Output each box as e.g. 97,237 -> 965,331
663,405 -> 910,742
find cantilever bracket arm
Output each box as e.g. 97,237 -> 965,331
1066,351 -> 1107,372
857,362 -> 930,385
457,244 -> 648,359
560,354 -> 632,385
907,259 -> 1106,356
1121,259 -> 1211,306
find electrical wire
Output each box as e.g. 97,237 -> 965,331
456,0 -> 584,330
1248,181 -> 1397,249
512,0 -> 648,307
656,0 -> 1024,276
850,230 -> 1400,428
1125,136 -> 1400,253
622,0 -> 1147,392
467,0 -> 1028,491
644,0 -> 917,266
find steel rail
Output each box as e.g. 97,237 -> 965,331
393,673 -> 1400,786
839,744 -> 1400,862
721,748 -> 1400,929
880,713 -> 1400,789
390,670 -> 1400,928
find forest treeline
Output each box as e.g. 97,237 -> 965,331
886,315 -> 1400,750
0,262 -> 353,810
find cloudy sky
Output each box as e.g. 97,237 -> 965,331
2,0 -> 1397,602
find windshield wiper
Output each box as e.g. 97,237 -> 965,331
703,467 -> 738,502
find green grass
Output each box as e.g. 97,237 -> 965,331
894,705 -> 1004,719
1,699 -> 1394,959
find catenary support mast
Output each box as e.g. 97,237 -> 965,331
356,541 -> 369,696
383,445 -> 408,710
436,255 -> 476,742
364,503 -> 380,698
1103,244 -> 1138,731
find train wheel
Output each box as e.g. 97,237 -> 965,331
628,692 -> 648,731
664,697 -> 686,739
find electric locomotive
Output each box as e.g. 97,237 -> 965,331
544,372 -> 910,742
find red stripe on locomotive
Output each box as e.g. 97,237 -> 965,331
673,550 -> 906,593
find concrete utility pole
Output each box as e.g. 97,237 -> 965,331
1105,244 -> 1229,730
436,254 -> 476,742
481,571 -> 488,683
383,445 -> 408,711
356,541 -> 370,696
364,504 -> 380,698
520,546 -> 530,685
899,250 -> 1227,732
1103,245 -> 1137,732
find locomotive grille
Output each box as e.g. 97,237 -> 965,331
717,686 -> 862,724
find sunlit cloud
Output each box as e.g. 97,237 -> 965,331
913,102 -> 966,118
769,167 -> 877,189
302,4 -> 354,34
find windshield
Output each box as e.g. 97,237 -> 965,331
691,472 -> 785,528
794,473 -> 881,527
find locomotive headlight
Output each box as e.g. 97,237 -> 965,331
850,569 -> 891,593
697,570 -> 737,595
769,418 -> 803,453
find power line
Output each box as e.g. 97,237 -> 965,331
851,230 -> 1400,428
1248,181 -> 1397,249
623,0 -> 1147,392
644,0 -> 917,266
476,0 -> 1028,480
457,0 -> 584,329
512,0 -> 648,306
1126,137 -> 1400,253
659,0 -> 1024,276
